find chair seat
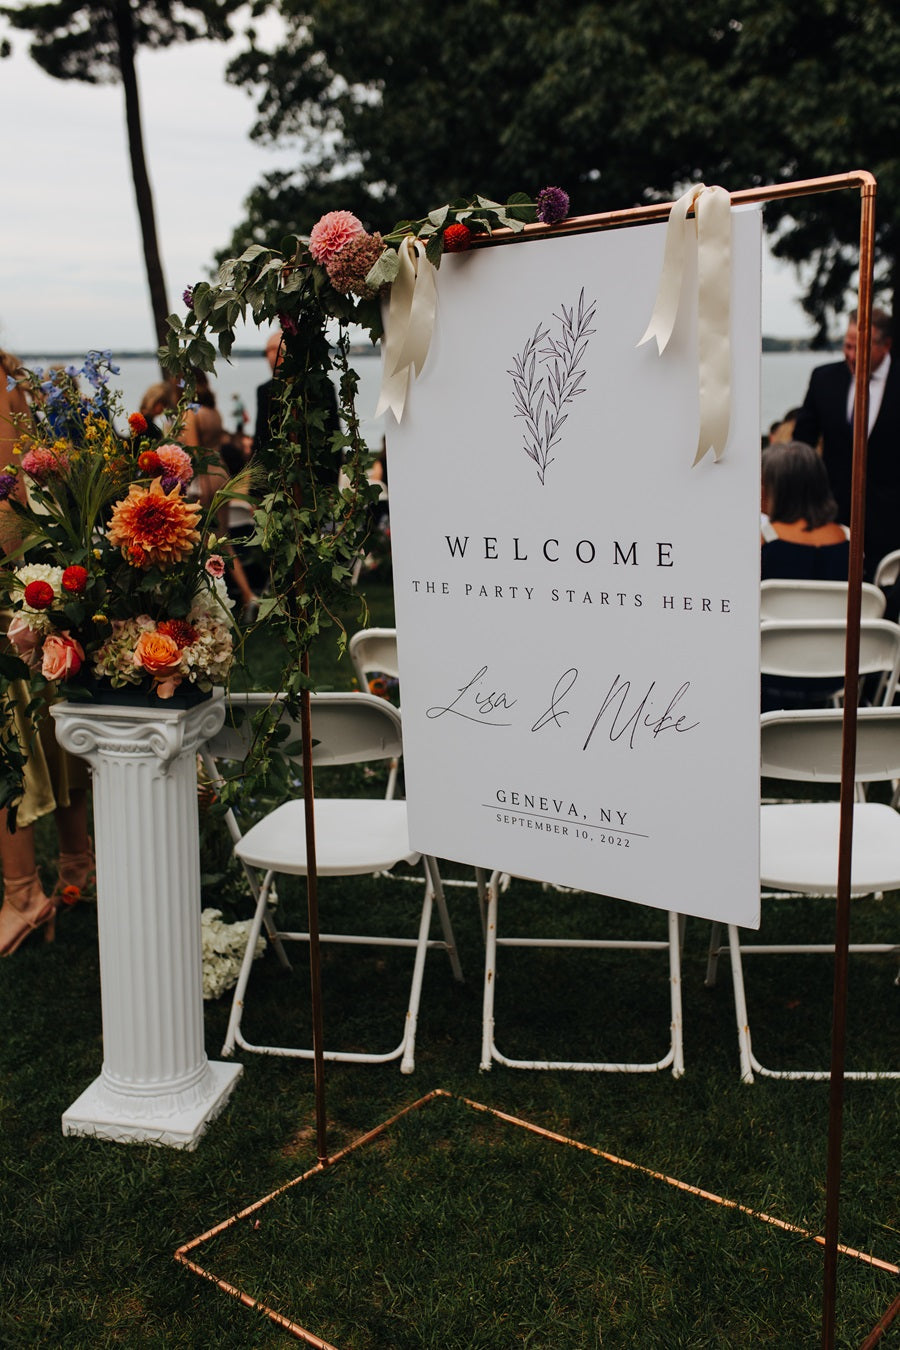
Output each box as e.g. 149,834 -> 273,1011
234,798 -> 417,876
760,801 -> 900,895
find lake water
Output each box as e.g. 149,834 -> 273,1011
19,348 -> 826,448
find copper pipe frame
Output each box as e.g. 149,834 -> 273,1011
174,1089 -> 897,1345
293,170 -> 877,1344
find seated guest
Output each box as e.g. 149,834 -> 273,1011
760,440 -> 849,711
761,440 -> 850,581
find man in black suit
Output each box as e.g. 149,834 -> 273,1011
793,307 -> 899,579
252,330 -> 284,456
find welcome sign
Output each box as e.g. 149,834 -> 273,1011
385,210 -> 762,927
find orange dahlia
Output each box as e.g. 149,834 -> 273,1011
107,479 -> 202,568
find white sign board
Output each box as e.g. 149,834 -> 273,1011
385,212 -> 761,928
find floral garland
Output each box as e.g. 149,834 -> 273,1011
160,186 -> 569,802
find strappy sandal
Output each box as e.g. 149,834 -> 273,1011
0,872 -> 57,956
53,848 -> 96,907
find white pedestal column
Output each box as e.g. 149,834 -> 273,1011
52,692 -> 242,1150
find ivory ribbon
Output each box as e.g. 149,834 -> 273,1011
638,183 -> 733,465
375,236 -> 438,421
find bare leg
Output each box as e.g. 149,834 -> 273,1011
0,810 -> 55,955
54,789 -> 94,902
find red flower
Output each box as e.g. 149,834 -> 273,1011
23,580 -> 55,610
443,223 -> 473,253
61,565 -> 89,594
138,450 -> 162,475
128,412 -> 148,435
157,619 -> 197,647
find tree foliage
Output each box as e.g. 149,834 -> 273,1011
1,0 -> 243,347
225,0 -> 900,338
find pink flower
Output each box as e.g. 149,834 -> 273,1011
41,633 -> 85,682
155,443 -> 194,486
20,446 -> 68,483
205,554 -> 226,578
7,615 -> 41,663
308,211 -> 365,264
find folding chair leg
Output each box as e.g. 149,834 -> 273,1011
727,923 -> 755,1084
399,879 -> 435,1075
480,870 -> 500,1071
705,922 -> 722,987
222,870 -> 276,1058
424,855 -> 464,983
668,910 -> 685,1079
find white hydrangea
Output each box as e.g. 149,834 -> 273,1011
200,907 -> 265,1001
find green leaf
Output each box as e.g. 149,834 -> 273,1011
425,234 -> 444,269
428,205 -> 450,229
505,191 -> 536,223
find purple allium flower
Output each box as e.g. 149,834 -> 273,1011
536,186 -> 570,225
0,471 -> 17,501
159,475 -> 180,494
183,286 -> 194,309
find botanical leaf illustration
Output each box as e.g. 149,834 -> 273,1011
508,288 -> 597,485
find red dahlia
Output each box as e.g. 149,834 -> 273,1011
128,412 -> 148,435
443,223 -> 473,253
61,565 -> 89,594
23,580 -> 55,610
138,450 -> 162,475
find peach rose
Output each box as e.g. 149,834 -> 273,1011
40,633 -> 85,681
133,630 -> 182,678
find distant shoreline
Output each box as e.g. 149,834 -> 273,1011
18,338 -> 836,361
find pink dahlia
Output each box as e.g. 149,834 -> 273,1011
308,210 -> 365,264
20,446 -> 68,483
326,231 -> 386,299
155,443 -> 194,487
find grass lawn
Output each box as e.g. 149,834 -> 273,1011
2,577 -> 899,1348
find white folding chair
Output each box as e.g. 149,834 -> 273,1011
760,578 -> 885,621
706,707 -> 900,1082
874,548 -> 900,590
349,627 -> 402,798
203,691 -> 464,1074
760,618 -> 900,708
480,868 -> 684,1076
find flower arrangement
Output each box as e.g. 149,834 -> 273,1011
0,354 -> 235,802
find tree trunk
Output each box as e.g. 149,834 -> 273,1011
113,0 -> 170,354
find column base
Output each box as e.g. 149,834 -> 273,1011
62,1061 -> 243,1151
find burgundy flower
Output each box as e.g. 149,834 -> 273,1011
536,186 -> 570,225
443,223 -> 473,253
183,286 -> 194,309
326,231 -> 386,299
276,311 -> 300,336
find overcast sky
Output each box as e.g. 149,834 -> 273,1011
2,29 -> 817,356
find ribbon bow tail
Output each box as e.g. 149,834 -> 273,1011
375,237 -> 438,422
638,183 -> 733,466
